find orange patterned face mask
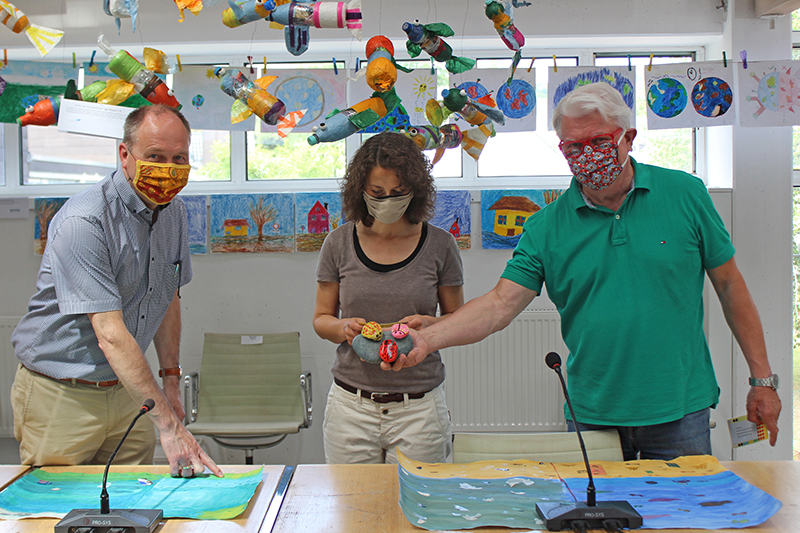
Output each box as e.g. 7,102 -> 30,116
132,160 -> 190,205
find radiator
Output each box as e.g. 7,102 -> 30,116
441,310 -> 569,433
0,318 -> 21,437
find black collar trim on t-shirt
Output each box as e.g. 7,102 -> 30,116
353,222 -> 428,273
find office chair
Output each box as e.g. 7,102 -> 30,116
183,331 -> 312,464
452,429 -> 623,463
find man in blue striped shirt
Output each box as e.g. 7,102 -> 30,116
11,105 -> 222,478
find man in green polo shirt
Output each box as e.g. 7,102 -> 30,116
385,83 -> 781,461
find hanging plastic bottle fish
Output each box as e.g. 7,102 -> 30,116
17,96 -> 60,127
98,35 -> 182,109
402,20 -> 475,75
484,0 -> 528,79
431,88 -> 506,161
213,67 -> 305,137
103,0 -> 138,33
0,0 -> 64,56
223,0 -> 362,57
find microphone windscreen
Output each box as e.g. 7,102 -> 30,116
545,351 -> 562,369
142,399 -> 155,411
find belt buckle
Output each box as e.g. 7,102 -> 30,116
370,392 -> 390,402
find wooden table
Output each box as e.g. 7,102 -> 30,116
0,464 -> 286,533
0,466 -> 29,491
270,461 -> 800,533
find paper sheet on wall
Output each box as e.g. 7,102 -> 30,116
645,61 -> 736,129
548,66 -> 636,130
0,61 -> 78,124
172,65 -> 254,131
450,68 -> 536,133
737,60 -> 800,127
0,467 -> 263,520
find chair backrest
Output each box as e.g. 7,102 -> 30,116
452,430 -> 623,463
196,332 -> 303,424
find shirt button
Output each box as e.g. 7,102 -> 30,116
615,214 -> 621,220
149,287 -> 153,292
141,315 -> 145,319
151,257 -> 155,262
382,409 -> 389,415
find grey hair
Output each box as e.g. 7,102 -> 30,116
552,83 -> 632,138
122,104 -> 191,148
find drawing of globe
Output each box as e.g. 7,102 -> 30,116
496,79 -> 535,120
274,76 -> 325,126
647,78 -> 687,119
756,71 -> 781,111
691,77 -> 732,118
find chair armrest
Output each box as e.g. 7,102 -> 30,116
182,372 -> 199,425
300,371 -> 312,428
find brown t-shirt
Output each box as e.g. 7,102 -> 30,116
316,221 -> 463,393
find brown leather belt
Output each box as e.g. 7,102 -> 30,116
23,364 -> 120,388
334,378 -> 429,404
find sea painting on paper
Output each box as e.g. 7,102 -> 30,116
182,195 -> 208,255
480,189 -> 564,250
430,190 -> 471,250
210,193 -> 294,253
0,467 -> 264,520
34,197 -> 68,255
397,452 -> 782,531
295,192 -> 343,252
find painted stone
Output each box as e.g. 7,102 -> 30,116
391,323 -> 409,339
353,331 -> 413,364
360,321 -> 383,340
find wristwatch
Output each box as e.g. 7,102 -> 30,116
748,373 -> 779,390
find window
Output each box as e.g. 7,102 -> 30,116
477,56 -> 579,179
22,127 -> 117,185
792,186 -> 800,460
594,54 -> 695,175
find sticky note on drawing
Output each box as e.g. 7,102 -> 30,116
727,415 -> 768,448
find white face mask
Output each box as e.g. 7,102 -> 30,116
362,191 -> 413,225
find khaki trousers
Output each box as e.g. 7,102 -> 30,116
323,381 -> 452,465
11,364 -> 156,466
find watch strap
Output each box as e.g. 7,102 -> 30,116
158,366 -> 182,378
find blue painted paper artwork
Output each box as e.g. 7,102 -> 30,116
0,468 -> 264,520
181,195 -> 208,254
210,193 -> 295,253
430,190 -> 471,250
481,189 -> 564,250
295,191 -> 343,252
397,453 -> 782,531
647,78 -> 688,119
548,66 -> 636,130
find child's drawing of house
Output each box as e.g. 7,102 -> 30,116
307,201 -> 330,234
488,196 -> 540,237
223,219 -> 249,236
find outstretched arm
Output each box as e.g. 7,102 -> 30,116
89,309 -> 223,477
383,278 -> 537,371
707,257 -> 781,446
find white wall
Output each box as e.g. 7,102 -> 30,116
0,0 -> 793,463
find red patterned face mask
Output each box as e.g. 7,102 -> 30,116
559,128 -> 628,191
132,160 -> 190,205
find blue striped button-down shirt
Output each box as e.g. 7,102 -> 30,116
12,170 -> 192,382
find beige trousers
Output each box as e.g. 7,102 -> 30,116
322,381 -> 452,465
11,364 -> 156,466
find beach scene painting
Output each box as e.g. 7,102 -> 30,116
181,195 -> 208,254
210,193 -> 294,253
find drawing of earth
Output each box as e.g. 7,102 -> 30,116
274,76 -> 326,126
691,77 -> 732,118
647,78 -> 687,119
496,79 -> 535,119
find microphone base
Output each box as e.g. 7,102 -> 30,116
54,507 -> 163,533
536,501 -> 643,531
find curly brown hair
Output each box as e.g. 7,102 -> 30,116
341,132 -> 436,226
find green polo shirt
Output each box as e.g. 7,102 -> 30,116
502,158 -> 734,426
